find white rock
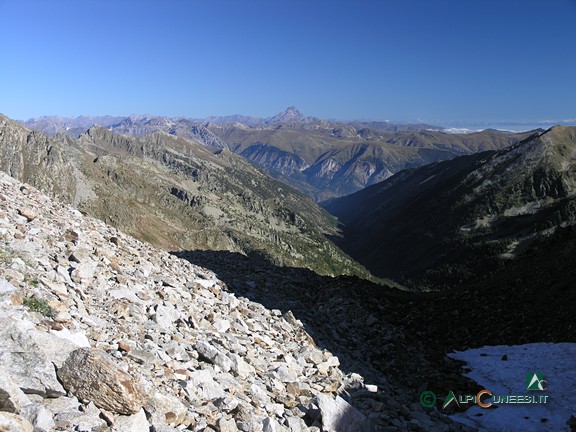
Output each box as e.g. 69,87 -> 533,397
213,319 -> 231,333
155,303 -> 180,329
0,411 -> 34,432
19,403 -> 55,432
195,340 -> 233,372
0,365 -> 32,412
113,408 -> 149,432
51,327 -> 91,348
249,384 -> 270,407
0,279 -> 16,295
315,393 -> 370,432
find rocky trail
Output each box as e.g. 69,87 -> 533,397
0,171 -> 475,431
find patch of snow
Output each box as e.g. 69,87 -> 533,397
448,343 -> 576,432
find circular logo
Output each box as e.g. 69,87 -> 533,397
420,390 -> 437,408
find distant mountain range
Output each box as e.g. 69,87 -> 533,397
22,107 -> 539,201
324,126 -> 576,290
0,114 -> 369,278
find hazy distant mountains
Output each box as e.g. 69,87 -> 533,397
0,114 -> 369,278
22,107 -> 538,201
325,126 -> 576,290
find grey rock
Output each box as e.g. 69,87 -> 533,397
19,403 -> 55,432
0,365 -> 32,413
0,278 -> 16,296
146,391 -> 188,427
315,393 -> 370,432
0,312 -> 74,397
0,411 -> 34,432
112,408 -> 149,432
195,340 -> 233,372
217,416 -> 238,432
57,348 -> 145,414
286,416 -> 308,432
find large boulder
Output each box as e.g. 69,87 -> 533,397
57,348 -> 145,415
0,310 -> 78,397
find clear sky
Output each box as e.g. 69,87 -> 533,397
1,0 -> 575,125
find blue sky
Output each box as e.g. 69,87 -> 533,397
1,0 -> 575,125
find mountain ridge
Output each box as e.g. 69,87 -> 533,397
0,114 -> 370,279
21,109 -> 538,201
324,126 -> 576,290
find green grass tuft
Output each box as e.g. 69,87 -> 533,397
23,297 -> 57,318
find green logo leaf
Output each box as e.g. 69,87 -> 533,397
526,373 -> 546,391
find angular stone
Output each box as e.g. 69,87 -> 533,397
0,365 -> 32,413
0,312 -> 78,397
19,403 -> 55,432
315,393 -> 370,432
146,391 -> 188,427
112,408 -> 149,432
217,416 -> 238,432
57,348 -> 145,414
154,303 -> 180,329
17,207 -> 37,222
0,278 -> 16,296
0,411 -> 34,432
195,340 -> 233,372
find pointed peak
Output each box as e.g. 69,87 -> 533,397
268,106 -> 314,124
284,106 -> 302,115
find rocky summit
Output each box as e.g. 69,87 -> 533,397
0,172 -> 475,431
